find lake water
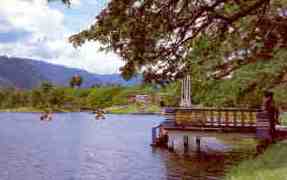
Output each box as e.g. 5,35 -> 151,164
0,113 -> 253,180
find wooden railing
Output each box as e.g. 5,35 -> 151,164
173,108 -> 261,127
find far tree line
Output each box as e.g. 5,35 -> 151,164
0,79 -> 287,111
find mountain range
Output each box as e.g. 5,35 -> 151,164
0,55 -> 141,89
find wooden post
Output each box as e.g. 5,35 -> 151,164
151,127 -> 157,145
210,110 -> 214,126
225,111 -> 229,126
233,111 -> 237,127
168,139 -> 175,152
241,111 -> 245,126
249,111 -> 255,126
183,135 -> 189,154
196,136 -> 201,153
218,110 -> 222,127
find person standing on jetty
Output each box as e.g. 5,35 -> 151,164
256,91 -> 280,154
262,91 -> 280,140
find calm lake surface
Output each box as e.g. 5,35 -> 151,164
0,113 -> 253,180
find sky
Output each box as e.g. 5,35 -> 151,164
0,0 -> 124,74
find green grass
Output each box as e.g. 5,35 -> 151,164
0,107 -> 43,112
0,107 -> 79,113
225,142 -> 287,180
106,104 -> 138,114
280,113 -> 287,126
145,104 -> 161,113
106,104 -> 161,114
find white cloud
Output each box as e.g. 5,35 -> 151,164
70,0 -> 81,6
46,40 -> 124,74
0,0 -> 123,74
0,0 -> 64,35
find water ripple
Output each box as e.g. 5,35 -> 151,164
0,113 -> 253,180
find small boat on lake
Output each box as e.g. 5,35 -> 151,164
94,109 -> 105,120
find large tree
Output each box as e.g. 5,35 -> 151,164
68,0 -> 287,85
49,0 -> 287,106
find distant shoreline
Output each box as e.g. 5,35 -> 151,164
0,107 -> 74,113
0,106 -> 162,115
0,107 -> 43,113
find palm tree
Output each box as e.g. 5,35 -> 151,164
70,75 -> 83,88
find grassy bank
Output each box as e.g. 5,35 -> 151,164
0,107 -> 77,113
225,142 -> 287,180
280,112 -> 287,126
105,104 -> 161,114
0,104 -> 162,114
0,107 -> 43,112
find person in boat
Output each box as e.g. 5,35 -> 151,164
40,109 -> 53,121
95,108 -> 105,120
40,113 -> 47,120
46,110 -> 53,121
40,109 -> 48,120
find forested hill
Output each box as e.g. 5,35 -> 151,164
0,56 -> 141,89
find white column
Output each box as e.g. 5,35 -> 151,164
180,75 -> 192,107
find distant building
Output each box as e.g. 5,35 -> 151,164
128,94 -> 150,104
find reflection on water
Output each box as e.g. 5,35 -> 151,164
0,113 -> 254,180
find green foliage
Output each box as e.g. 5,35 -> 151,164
30,89 -> 44,107
40,81 -> 54,94
48,88 -> 66,107
111,89 -> 130,105
158,82 -> 181,106
280,113 -> 287,126
106,104 -> 138,114
69,0 -> 287,87
186,47 -> 287,107
64,0 -> 287,109
87,87 -> 120,108
1,76 -> 286,112
0,82 -> 166,112
273,85 -> 287,110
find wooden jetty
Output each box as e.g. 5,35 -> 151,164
151,107 -> 287,152
152,76 -> 287,152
